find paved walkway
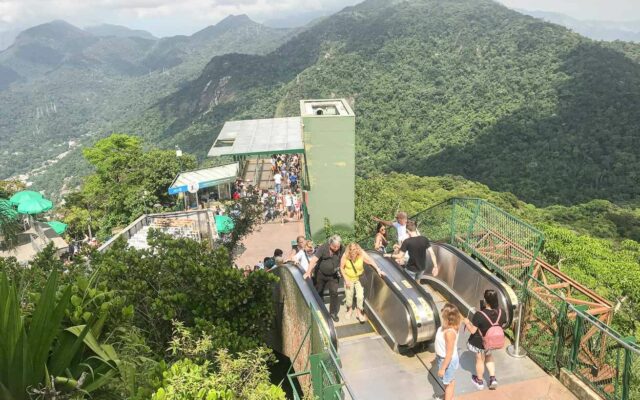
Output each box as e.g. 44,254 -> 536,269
458,375 -> 577,399
234,220 -> 304,268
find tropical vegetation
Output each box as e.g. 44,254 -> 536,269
354,173 -> 640,340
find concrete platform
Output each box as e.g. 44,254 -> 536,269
233,220 -> 304,268
333,297 -> 576,400
338,328 -> 576,400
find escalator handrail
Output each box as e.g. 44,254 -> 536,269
279,263 -> 339,351
370,251 -> 442,333
365,251 -> 440,347
435,243 -> 516,325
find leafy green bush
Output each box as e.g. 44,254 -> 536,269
0,271 -> 120,400
152,322 -> 285,400
92,230 -> 278,354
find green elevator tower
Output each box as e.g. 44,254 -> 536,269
300,99 -> 355,241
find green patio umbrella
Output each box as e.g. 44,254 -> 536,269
9,190 -> 43,206
46,221 -> 67,235
214,215 -> 235,234
0,199 -> 18,220
17,197 -> 53,215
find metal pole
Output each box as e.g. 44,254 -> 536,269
621,338 -> 635,400
507,302 -> 527,358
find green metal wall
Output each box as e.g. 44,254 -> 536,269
302,104 -> 355,241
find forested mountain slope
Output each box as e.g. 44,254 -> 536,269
355,173 -> 640,340
85,24 -> 157,40
133,0 -> 640,206
0,16 -> 291,185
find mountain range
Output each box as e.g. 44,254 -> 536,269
124,0 -> 640,206
521,10 -> 640,43
3,0 -> 640,208
0,15 -> 291,189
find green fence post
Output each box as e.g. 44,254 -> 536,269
551,301 -> 569,371
310,354 -> 324,399
464,200 -> 481,252
449,198 -> 457,245
569,306 -> 588,372
323,383 -> 342,400
622,337 -> 636,400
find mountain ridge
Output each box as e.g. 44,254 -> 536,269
85,24 -> 157,40
0,16 -> 293,187
131,0 -> 640,206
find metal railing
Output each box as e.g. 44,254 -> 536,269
409,198 -> 639,400
302,202 -> 311,240
98,210 -> 214,252
287,302 -> 354,400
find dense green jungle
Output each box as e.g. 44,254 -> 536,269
0,0 -> 639,398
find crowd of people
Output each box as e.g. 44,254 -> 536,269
232,188 -> 506,398
227,154 -> 304,224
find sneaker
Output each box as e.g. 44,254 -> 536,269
471,375 -> 485,390
356,310 -> 368,323
331,314 -> 339,323
489,376 -> 498,390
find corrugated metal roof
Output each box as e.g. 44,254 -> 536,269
168,163 -> 239,194
207,117 -> 303,157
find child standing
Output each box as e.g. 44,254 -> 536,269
435,303 -> 462,400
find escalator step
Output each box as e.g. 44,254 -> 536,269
336,322 -> 374,339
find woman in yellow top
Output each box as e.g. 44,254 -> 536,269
340,243 -> 386,322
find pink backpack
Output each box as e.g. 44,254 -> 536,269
478,309 -> 505,350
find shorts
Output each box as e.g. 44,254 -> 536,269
436,355 -> 459,385
287,205 -> 295,213
467,342 -> 492,355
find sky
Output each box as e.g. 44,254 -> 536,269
0,0 -> 638,37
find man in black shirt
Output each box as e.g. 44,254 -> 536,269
303,234 -> 344,322
391,220 -> 439,277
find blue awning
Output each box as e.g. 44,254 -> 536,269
168,163 -> 239,195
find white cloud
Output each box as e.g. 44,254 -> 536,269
0,0 -> 360,36
496,0 -> 640,22
1,0 -> 637,38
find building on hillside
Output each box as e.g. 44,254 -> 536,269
168,163 -> 239,209
207,99 -> 355,240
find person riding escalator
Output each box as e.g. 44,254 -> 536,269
386,220 -> 439,277
340,243 -> 385,323
303,235 -> 344,322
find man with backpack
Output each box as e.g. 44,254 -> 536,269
303,235 -> 344,322
462,289 -> 506,391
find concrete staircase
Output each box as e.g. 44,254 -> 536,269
243,158 -> 274,191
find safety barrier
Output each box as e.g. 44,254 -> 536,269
409,198 -> 639,400
287,302 -> 354,400
302,202 -> 312,240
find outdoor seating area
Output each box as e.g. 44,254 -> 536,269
0,190 -> 68,263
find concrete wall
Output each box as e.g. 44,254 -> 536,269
302,104 -> 355,241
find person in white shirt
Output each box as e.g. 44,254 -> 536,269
294,240 -> 315,272
285,191 -> 295,218
373,211 -> 409,244
274,172 -> 282,193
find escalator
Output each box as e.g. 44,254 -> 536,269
272,242 -> 519,399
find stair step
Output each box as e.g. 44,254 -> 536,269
336,321 -> 374,339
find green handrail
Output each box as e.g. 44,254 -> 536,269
287,302 -> 354,400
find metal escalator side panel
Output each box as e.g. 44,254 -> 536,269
424,243 -> 517,326
273,264 -> 338,364
362,251 -> 439,348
